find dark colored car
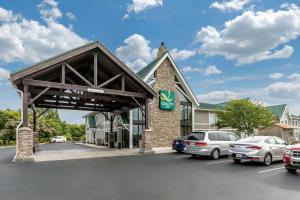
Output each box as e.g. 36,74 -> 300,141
172,136 -> 188,153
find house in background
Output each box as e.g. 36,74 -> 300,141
258,104 -> 299,142
194,102 -> 233,131
291,115 -> 300,140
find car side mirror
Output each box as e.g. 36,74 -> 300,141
285,142 -> 288,145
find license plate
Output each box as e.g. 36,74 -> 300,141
176,142 -> 179,144
236,153 -> 242,158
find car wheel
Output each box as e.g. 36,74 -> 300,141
191,154 -> 197,158
263,153 -> 272,166
286,167 -> 297,173
176,150 -> 182,153
233,159 -> 241,164
211,149 -> 220,160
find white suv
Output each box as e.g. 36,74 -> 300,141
49,136 -> 66,143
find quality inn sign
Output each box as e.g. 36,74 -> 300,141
159,90 -> 175,110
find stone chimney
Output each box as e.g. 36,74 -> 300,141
157,42 -> 167,58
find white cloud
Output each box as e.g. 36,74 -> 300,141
204,65 -> 222,76
210,0 -> 250,12
127,0 -> 163,14
182,66 -> 202,73
0,3 -> 88,65
0,67 -> 10,79
66,12 -> 76,20
182,65 -> 222,76
124,0 -> 163,18
197,90 -> 238,103
0,7 -> 20,22
196,4 -> 300,65
288,73 -> 300,82
270,73 -> 284,80
266,74 -> 300,99
38,0 -> 63,22
116,34 -> 157,72
170,48 -> 195,61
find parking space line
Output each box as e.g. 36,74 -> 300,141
174,155 -> 191,159
206,160 -> 231,165
257,167 -> 285,174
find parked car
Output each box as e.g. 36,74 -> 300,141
229,136 -> 286,166
172,135 -> 188,153
49,136 -> 66,143
184,131 -> 239,160
283,144 -> 300,173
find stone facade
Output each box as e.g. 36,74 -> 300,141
148,57 -> 180,147
16,127 -> 34,162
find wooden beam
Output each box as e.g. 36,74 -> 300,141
23,84 -> 29,127
36,108 -> 50,119
62,63 -> 65,84
94,52 -> 97,87
35,105 -> 106,112
131,96 -> 145,118
29,87 -> 50,105
98,73 -> 123,88
24,79 -> 147,98
31,89 -> 132,103
65,62 -> 94,87
33,108 -> 37,132
121,76 -> 125,91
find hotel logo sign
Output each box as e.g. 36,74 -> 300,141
159,90 -> 175,111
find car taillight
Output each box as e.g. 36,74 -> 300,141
195,141 -> 207,146
246,146 -> 262,150
184,141 -> 191,145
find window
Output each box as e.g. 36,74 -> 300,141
187,132 -> 205,141
228,134 -> 238,141
266,138 -> 276,144
219,133 -> 230,141
208,133 -> 219,141
275,137 -> 286,145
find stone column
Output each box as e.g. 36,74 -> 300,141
16,127 -> 34,162
139,129 -> 154,154
33,132 -> 39,152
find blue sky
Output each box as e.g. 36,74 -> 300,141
0,0 -> 299,124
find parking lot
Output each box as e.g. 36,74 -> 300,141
0,144 -> 298,200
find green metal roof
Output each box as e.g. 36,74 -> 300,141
198,102 -> 228,110
136,52 -> 167,79
267,104 -> 286,120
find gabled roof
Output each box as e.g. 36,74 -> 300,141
10,41 -> 156,97
267,104 -> 287,120
136,52 -> 167,79
198,99 -> 249,110
136,51 -> 199,106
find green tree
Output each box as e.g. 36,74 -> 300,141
215,99 -> 275,137
0,109 -> 20,145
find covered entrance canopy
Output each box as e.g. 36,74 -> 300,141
10,41 -> 156,131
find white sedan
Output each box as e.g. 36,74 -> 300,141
49,136 -> 66,143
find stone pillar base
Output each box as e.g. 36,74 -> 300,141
15,127 -> 34,162
139,129 -> 154,154
33,132 -> 40,152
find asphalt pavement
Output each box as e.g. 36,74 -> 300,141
0,143 -> 299,200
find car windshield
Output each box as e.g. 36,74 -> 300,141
187,132 -> 205,141
238,137 -> 264,143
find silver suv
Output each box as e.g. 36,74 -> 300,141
184,131 -> 239,159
